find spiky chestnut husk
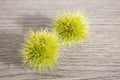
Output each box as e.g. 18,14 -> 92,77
21,29 -> 60,71
54,12 -> 88,44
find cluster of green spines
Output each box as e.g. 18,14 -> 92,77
21,12 -> 89,71
22,30 -> 59,71
54,12 -> 88,43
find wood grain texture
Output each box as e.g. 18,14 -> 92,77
0,0 -> 120,80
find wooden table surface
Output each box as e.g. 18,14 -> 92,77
0,0 -> 120,80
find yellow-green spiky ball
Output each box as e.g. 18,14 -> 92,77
22,30 -> 60,71
54,12 -> 88,44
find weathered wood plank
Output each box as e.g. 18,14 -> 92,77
0,0 -> 120,80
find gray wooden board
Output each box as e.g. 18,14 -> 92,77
0,0 -> 120,80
